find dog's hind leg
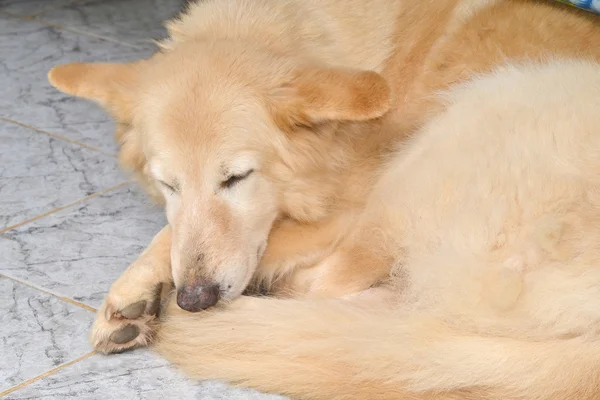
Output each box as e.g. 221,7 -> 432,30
91,225 -> 174,354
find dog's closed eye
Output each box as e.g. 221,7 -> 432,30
158,180 -> 178,193
221,170 -> 254,189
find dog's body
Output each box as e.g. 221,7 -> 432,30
158,59 -> 600,400
47,0 -> 600,398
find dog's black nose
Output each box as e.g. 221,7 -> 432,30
176,283 -> 220,312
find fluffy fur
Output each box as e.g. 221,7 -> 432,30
47,0 -> 600,398
156,60 -> 600,400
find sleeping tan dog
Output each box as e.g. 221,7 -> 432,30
48,0 -> 600,398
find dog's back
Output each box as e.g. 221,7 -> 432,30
380,0 -> 600,133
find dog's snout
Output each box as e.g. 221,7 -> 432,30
176,283 -> 220,312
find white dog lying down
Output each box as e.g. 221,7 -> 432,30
152,60 -> 600,400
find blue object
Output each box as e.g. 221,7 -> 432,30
555,0 -> 600,14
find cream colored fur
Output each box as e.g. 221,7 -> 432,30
157,60 -> 600,400
45,0 -> 600,398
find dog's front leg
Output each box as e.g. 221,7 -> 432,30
261,216 -> 396,299
91,225 -> 173,354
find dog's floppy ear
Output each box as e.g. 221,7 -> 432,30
48,62 -> 152,196
48,62 -> 141,122
270,66 -> 392,131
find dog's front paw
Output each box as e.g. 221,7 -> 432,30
91,283 -> 170,354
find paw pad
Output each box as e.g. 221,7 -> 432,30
119,300 -> 147,319
109,324 -> 140,344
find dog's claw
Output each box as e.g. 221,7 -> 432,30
109,325 -> 140,344
119,300 -> 147,319
104,304 -> 115,321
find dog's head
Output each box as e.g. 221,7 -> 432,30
48,41 -> 391,310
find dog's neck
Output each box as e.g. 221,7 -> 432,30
272,117 -> 400,224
